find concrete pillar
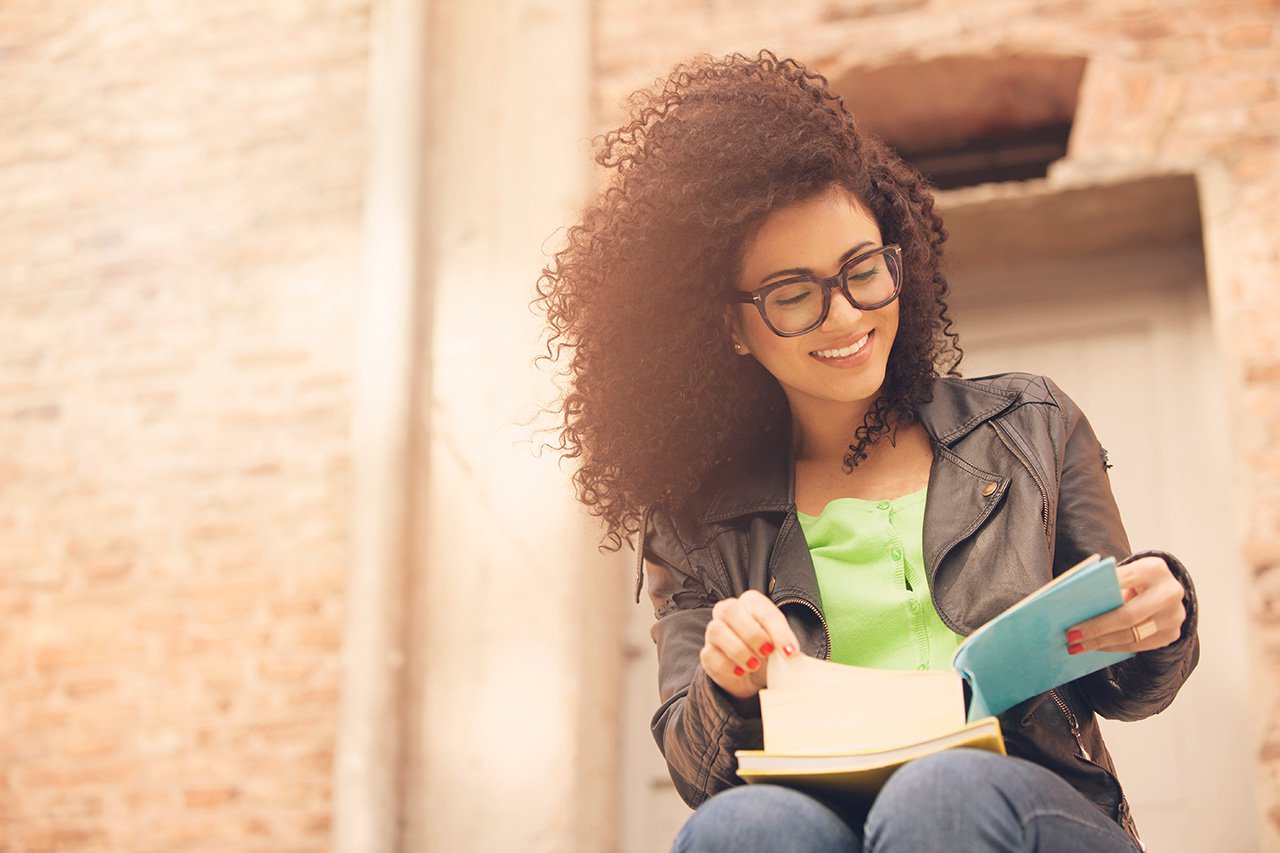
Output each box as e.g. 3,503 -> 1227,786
336,1 -> 613,850
333,0 -> 429,849
406,1 -> 619,851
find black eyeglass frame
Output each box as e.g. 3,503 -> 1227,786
729,244 -> 905,338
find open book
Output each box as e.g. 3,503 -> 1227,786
735,554 -> 1132,796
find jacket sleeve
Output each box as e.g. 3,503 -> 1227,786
639,506 -> 763,808
1046,378 -> 1200,721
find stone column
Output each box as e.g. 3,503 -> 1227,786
336,0 -> 613,850
333,0 -> 429,849
407,1 -> 619,851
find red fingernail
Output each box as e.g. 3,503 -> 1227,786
746,657 -> 760,671
783,644 -> 796,657
1066,629 -> 1083,643
1068,643 -> 1084,655
733,666 -> 745,677
759,643 -> 775,657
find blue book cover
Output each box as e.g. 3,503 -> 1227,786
951,554 -> 1134,721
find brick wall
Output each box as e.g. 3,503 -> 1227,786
3,0 -> 1275,848
0,2 -> 368,849
592,0 -> 1280,842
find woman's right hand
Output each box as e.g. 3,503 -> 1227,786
701,589 -> 802,699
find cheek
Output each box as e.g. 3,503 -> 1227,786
739,312 -> 779,351
739,321 -> 795,372
875,302 -> 902,350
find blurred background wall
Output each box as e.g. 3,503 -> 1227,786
1,0 -> 1277,851
1,2 -> 367,849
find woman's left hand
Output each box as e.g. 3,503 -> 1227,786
1065,555 -> 1187,654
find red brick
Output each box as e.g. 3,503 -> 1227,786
0,4 -> 362,848
61,673 -> 121,697
33,642 -> 148,674
184,787 -> 240,808
1221,22 -> 1275,48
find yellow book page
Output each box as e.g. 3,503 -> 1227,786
736,718 -> 1005,800
759,652 -> 966,754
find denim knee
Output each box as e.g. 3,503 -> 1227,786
671,784 -> 860,853
865,750 -> 1027,850
864,749 -> 1137,853
880,747 -> 1009,801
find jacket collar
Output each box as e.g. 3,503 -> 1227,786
699,376 -> 1018,523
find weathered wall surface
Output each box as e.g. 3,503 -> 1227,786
3,0 -> 1276,849
0,2 -> 368,848
592,0 -> 1280,843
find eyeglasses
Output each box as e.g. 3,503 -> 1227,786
730,244 -> 904,337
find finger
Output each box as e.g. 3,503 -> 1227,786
699,643 -> 763,698
1070,602 -> 1185,653
710,598 -> 768,668
1068,597 -> 1160,649
1078,619 -> 1182,653
738,589 -> 801,657
1068,561 -> 1184,648
1115,555 -> 1169,588
1114,556 -> 1185,604
1069,593 -> 1186,653
715,594 -> 780,665
705,616 -> 765,674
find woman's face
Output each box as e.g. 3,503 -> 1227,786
729,186 -> 900,416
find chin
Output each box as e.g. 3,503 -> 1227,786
827,368 -> 890,399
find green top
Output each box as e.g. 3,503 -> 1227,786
796,486 -> 965,671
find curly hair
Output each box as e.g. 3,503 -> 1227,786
537,50 -> 962,549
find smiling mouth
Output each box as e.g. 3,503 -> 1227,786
810,331 -> 872,359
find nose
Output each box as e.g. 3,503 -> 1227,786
821,284 -> 864,330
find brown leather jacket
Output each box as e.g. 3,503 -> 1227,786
636,373 -> 1198,846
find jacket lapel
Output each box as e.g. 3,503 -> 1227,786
694,377 -> 1022,635
915,377 -> 1018,447
917,379 -> 1019,633
921,445 -> 1010,633
700,377 -> 1018,524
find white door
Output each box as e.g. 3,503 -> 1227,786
951,244 -> 1258,851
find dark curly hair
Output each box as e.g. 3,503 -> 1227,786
537,50 -> 962,549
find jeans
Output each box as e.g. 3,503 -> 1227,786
670,749 -> 1140,852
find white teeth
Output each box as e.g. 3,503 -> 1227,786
812,333 -> 870,359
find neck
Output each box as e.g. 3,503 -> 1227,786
789,394 -> 881,464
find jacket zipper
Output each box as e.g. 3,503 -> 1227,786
1049,688 -> 1090,760
1051,688 -> 1143,849
775,595 -> 831,661
991,420 -> 1051,537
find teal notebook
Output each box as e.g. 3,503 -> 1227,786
952,554 -> 1133,721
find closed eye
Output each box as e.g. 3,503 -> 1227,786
774,291 -> 812,306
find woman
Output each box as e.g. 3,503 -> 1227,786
538,50 -> 1197,851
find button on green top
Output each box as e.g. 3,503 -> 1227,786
798,486 -> 965,672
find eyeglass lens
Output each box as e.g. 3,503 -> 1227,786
762,249 -> 900,334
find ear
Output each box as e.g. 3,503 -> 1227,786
722,305 -> 749,355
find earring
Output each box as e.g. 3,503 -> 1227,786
733,343 -> 745,354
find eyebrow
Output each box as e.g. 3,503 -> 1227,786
759,241 -> 876,285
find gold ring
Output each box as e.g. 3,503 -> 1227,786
1131,619 -> 1157,643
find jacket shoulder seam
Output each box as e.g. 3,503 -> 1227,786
954,372 -> 1057,404
931,377 -> 1018,443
